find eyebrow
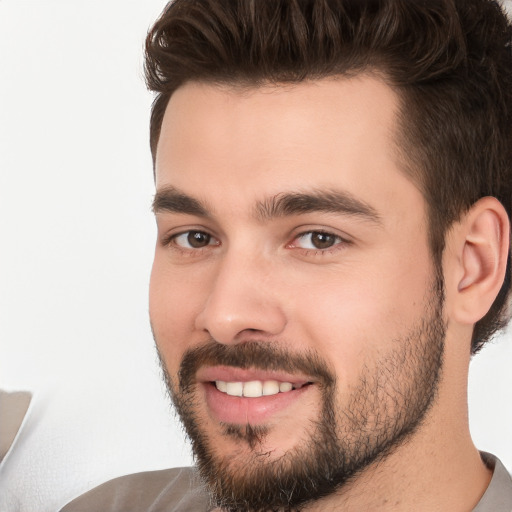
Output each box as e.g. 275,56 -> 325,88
153,186 -> 209,216
153,186 -> 381,224
255,190 -> 382,224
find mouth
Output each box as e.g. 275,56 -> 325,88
197,366 -> 315,425
214,379 -> 310,397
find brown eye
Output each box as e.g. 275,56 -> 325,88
291,231 -> 344,251
186,231 -> 211,248
310,232 -> 336,249
171,230 -> 216,249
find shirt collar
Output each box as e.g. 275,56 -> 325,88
473,452 -> 512,512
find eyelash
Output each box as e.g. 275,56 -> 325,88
162,229 -> 350,256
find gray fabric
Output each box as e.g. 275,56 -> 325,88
60,467 -> 210,512
0,390 -> 32,463
60,453 -> 512,511
473,453 -> 512,512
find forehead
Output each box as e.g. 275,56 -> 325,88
154,77 -> 423,222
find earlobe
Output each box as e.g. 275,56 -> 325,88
452,197 -> 510,324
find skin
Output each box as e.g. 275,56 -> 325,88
150,76 -> 500,511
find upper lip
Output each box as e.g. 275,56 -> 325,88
196,365 -> 313,387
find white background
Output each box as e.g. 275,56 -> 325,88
0,1 -> 511,511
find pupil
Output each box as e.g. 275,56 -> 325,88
312,232 -> 335,249
188,231 -> 210,248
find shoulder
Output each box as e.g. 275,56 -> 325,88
473,453 -> 512,512
59,467 -> 211,512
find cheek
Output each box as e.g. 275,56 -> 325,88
292,251 -> 433,379
149,253 -> 206,363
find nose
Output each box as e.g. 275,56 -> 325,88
194,252 -> 287,345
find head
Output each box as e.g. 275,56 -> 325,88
146,1 -> 512,510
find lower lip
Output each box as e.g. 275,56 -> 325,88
203,382 -> 312,424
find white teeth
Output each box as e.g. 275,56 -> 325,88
262,380 -> 280,396
279,382 -> 293,392
215,380 -> 227,393
215,380 -> 296,398
225,382 -> 243,397
243,381 -> 263,397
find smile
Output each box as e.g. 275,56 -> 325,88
197,367 -> 315,424
215,380 -> 307,397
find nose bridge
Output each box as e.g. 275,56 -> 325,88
195,244 -> 286,344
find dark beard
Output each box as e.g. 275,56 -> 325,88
157,279 -> 446,512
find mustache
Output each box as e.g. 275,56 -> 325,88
178,340 -> 336,393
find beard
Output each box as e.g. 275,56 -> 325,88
156,276 -> 446,512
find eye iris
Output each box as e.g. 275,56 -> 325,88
311,232 -> 335,249
187,231 -> 210,248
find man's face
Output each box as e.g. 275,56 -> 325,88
150,77 -> 446,510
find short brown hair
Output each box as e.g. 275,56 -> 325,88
145,0 -> 512,353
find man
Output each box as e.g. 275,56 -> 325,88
61,0 -> 512,510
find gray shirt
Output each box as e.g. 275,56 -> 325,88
60,453 -> 512,512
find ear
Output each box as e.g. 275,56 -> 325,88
446,197 -> 510,325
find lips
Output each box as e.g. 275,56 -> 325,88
197,366 -> 313,424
